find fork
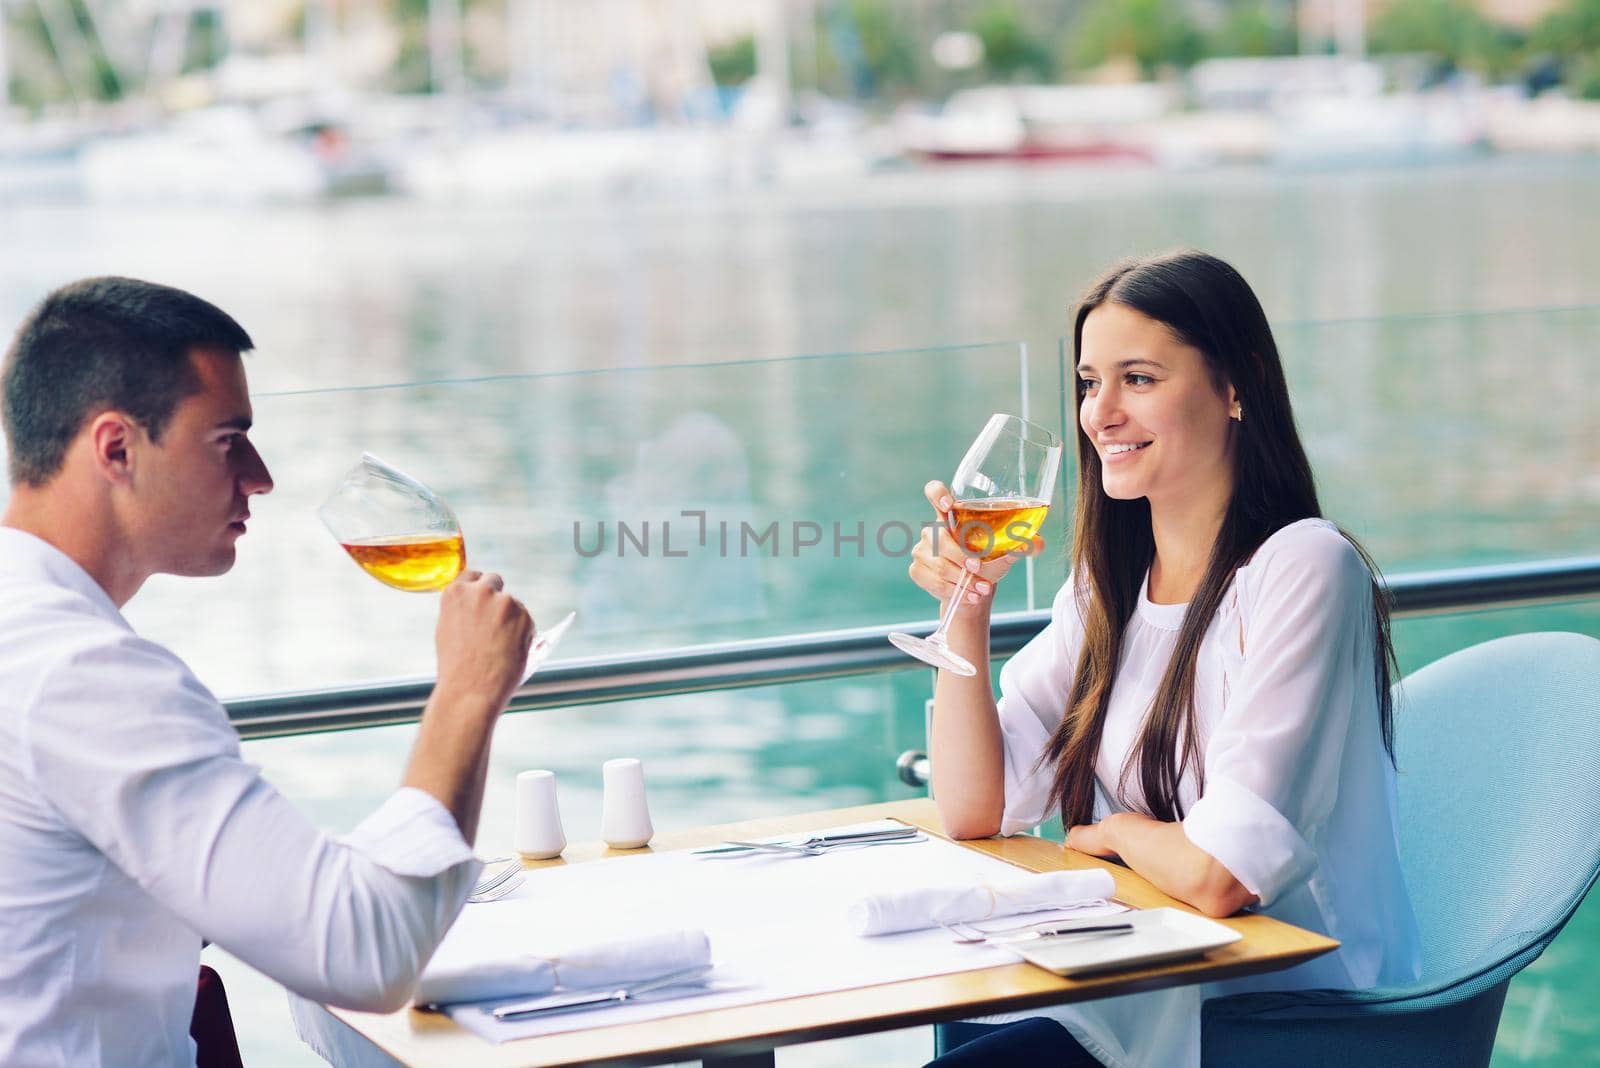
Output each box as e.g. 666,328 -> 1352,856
467,872 -> 525,903
693,826 -> 922,857
471,858 -> 519,898
719,832 -> 926,857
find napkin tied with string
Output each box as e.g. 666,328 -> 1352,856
848,868 -> 1116,936
413,928 -> 711,1006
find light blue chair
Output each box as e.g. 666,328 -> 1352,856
1200,631 -> 1600,1067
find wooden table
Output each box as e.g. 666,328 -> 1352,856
319,798 -> 1337,1067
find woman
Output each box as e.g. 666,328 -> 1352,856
912,251 -> 1420,1067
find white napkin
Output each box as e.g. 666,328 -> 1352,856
413,928 -> 711,1006
548,927 -> 711,991
848,868 -> 1117,936
413,954 -> 558,1007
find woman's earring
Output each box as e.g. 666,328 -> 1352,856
1231,403 -> 1243,422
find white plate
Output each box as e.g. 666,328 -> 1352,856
1013,907 -> 1241,977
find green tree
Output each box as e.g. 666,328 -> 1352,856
381,0 -> 503,94
1208,2 -> 1297,58
808,0 -> 925,100
1529,0 -> 1600,96
1570,52 -> 1600,97
970,2 -> 1056,81
1530,0 -> 1600,52
848,0 -> 924,96
707,35 -> 757,88
6,0 -> 125,107
1368,0 -> 1521,76
1068,0 -> 1206,75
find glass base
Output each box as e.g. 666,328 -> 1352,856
522,610 -> 577,682
887,631 -> 977,677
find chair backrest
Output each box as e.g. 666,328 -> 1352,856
1395,631 -> 1600,981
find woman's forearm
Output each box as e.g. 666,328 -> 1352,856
929,609 -> 1006,839
1072,812 -> 1258,918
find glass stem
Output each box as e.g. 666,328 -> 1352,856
929,567 -> 978,647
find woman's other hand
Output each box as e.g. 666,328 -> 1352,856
1065,819 -> 1121,859
1068,813 -> 1258,917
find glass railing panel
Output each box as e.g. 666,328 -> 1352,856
244,670 -> 932,844
21,340 -> 1078,699
1273,305 -> 1595,569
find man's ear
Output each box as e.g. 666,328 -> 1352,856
87,412 -> 140,484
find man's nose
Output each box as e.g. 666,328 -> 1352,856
238,440 -> 274,496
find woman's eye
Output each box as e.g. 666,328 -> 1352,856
1077,378 -> 1098,394
1127,373 -> 1154,387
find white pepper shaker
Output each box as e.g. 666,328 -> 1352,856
599,758 -> 654,849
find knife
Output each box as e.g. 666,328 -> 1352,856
994,922 -> 1135,943
690,826 -> 920,856
491,964 -> 714,1020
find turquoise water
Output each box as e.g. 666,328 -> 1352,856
0,158 -> 1596,1065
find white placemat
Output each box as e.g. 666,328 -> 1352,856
434,820 -> 1124,1043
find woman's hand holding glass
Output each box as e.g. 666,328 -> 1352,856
907,478 -> 1044,615
891,412 -> 1060,676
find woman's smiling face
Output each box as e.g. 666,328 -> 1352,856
1077,302 -> 1238,515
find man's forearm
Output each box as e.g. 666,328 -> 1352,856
402,686 -> 500,843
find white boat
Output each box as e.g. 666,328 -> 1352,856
79,107 -> 327,204
1271,89 -> 1488,169
0,119 -> 87,202
394,124 -> 734,202
895,84 -> 1170,163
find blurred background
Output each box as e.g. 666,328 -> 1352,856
4,0 -> 1600,202
1,1 -> 1597,1066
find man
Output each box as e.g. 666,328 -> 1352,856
0,277 -> 533,1065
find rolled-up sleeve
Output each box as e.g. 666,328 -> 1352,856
23,633 -> 479,1013
1181,525 -> 1371,907
994,578 -> 1086,836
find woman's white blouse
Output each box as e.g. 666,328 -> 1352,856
990,519 -> 1421,1068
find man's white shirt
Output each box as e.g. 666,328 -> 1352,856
0,527 -> 481,1067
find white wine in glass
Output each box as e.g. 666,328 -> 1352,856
318,453 -> 574,677
319,453 -> 465,592
888,414 -> 1062,677
340,534 -> 468,592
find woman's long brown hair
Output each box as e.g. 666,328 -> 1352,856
1042,250 -> 1396,828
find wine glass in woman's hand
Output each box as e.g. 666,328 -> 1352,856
890,414 -> 1062,677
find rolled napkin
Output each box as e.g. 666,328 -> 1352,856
549,927 -> 711,992
848,868 -> 1117,936
414,955 -> 557,1007
413,928 -> 711,1007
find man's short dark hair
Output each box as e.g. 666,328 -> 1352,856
1,277 -> 254,487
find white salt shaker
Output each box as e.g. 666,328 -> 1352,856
514,770 -> 567,860
600,757 -> 654,849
